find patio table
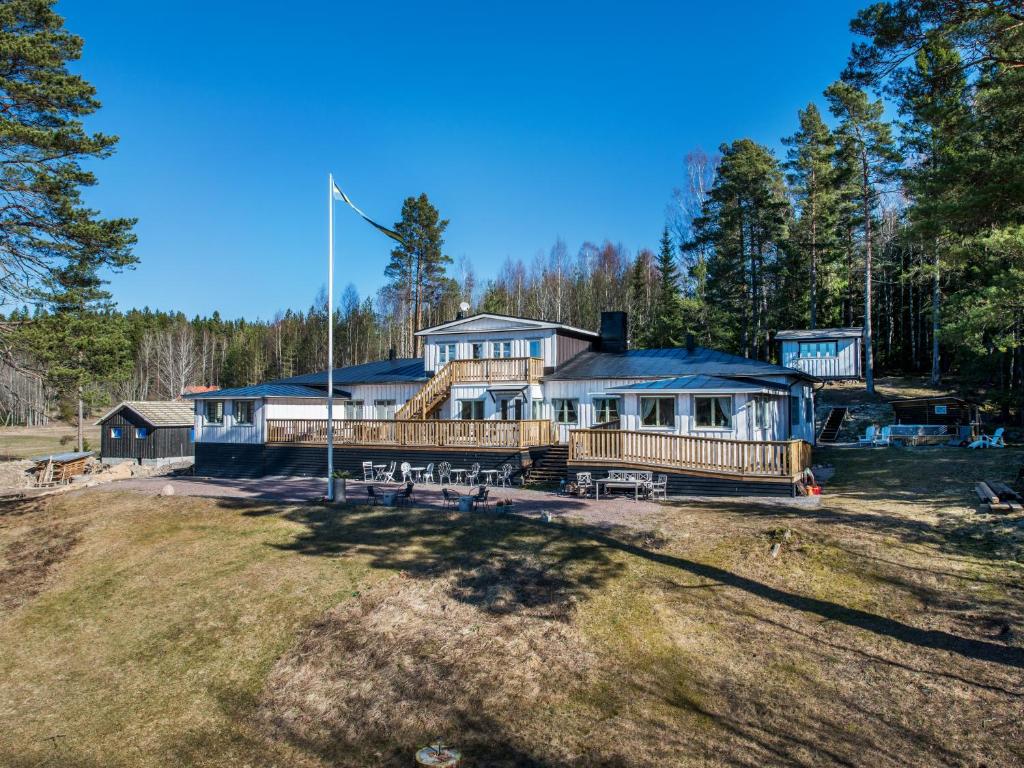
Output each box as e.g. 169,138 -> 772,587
409,465 -> 426,481
594,478 -> 646,501
450,468 -> 468,484
373,464 -> 388,481
480,469 -> 498,485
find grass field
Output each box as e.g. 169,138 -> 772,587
0,424 -> 101,459
1,447 -> 1022,767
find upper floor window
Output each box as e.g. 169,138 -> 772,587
234,400 -> 254,425
471,342 -> 484,359
492,340 -> 512,358
641,396 -> 676,428
528,339 -> 542,359
593,397 -> 619,424
694,396 -> 731,429
552,398 -> 578,424
205,400 -> 224,424
438,343 -> 457,364
797,341 -> 838,358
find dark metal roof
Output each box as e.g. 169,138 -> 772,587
185,383 -> 342,399
273,358 -> 427,387
775,327 -> 863,340
545,346 -> 813,381
607,375 -> 789,394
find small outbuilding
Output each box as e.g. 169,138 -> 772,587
890,395 -> 980,431
776,327 -> 863,380
95,401 -> 195,466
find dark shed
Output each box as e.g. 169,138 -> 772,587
889,396 -> 979,428
96,401 -> 195,464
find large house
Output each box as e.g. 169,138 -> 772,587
188,312 -> 816,495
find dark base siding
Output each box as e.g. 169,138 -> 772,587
196,443 -> 529,480
569,466 -> 797,498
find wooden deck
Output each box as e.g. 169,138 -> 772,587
568,428 -> 812,481
266,418 -> 555,449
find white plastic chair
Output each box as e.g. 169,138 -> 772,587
400,461 -> 412,482
361,461 -> 375,482
422,462 -> 435,483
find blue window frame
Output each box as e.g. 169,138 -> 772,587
109,426 -> 123,439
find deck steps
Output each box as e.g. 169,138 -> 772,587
525,445 -> 568,484
818,407 -> 848,443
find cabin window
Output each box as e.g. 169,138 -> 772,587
641,396 -> 676,428
492,340 -> 512,358
804,396 -> 814,424
109,426 -> 123,439
751,397 -> 768,430
531,400 -> 544,419
934,404 -> 947,415
694,396 -> 731,429
459,399 -> 484,420
374,399 -> 396,419
233,400 -> 254,425
552,398 -> 578,424
341,400 -> 363,419
790,395 -> 801,426
593,397 -> 620,424
437,343 -> 457,364
205,400 -> 224,424
797,341 -> 838,358
471,342 -> 484,359
134,427 -> 148,439
528,339 -> 542,359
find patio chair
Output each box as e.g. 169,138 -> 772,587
497,463 -> 514,487
467,462 -> 481,485
397,482 -> 415,506
379,461 -> 396,482
362,461 -> 375,482
574,471 -> 593,498
857,426 -> 877,446
649,474 -> 668,500
400,461 -> 413,482
438,461 -> 452,484
874,425 -> 892,447
422,462 -> 435,483
969,427 -> 1006,449
473,485 -> 492,510
441,487 -> 457,509
366,485 -> 380,505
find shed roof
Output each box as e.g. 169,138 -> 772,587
775,327 -> 863,340
889,395 -> 974,406
184,383 -> 341,399
94,401 -> 195,427
274,358 -> 427,387
607,375 -> 790,394
544,346 -> 813,382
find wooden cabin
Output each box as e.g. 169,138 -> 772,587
776,328 -> 863,380
95,401 -> 195,465
890,396 -> 979,429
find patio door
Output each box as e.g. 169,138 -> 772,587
498,397 -> 523,420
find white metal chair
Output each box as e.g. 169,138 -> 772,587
649,474 -> 668,500
422,462 -> 435,483
438,461 -> 451,484
467,462 -> 480,485
400,461 -> 413,482
362,461 -> 375,482
497,463 -> 514,487
378,461 -> 396,482
969,427 -> 1006,449
857,426 -> 877,446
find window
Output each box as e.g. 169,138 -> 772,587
751,397 -> 768,430
694,396 -> 732,429
437,343 -> 457,365
374,399 -> 396,419
499,398 -> 523,420
459,399 -> 484,420
134,427 -> 149,439
805,396 -> 813,424
471,342 -> 484,359
109,426 -> 123,439
205,400 -> 224,424
790,395 -> 801,427
528,339 -> 542,359
531,400 -> 544,419
935,404 -> 948,415
641,396 -> 676,428
234,400 -> 254,425
341,400 -> 363,419
552,398 -> 578,424
593,397 -> 620,424
797,341 -> 838,358
188,428 -> 195,443
492,340 -> 512,358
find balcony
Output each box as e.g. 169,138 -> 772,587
788,356 -> 845,379
443,356 -> 545,383
266,418 -> 555,449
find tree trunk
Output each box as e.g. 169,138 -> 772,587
77,386 -> 83,452
861,155 -> 875,395
809,170 -> 817,329
930,246 -> 941,385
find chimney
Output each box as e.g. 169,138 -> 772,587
388,347 -> 397,361
599,311 -> 628,353
686,333 -> 695,354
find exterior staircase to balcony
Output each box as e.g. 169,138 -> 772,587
396,357 -> 546,420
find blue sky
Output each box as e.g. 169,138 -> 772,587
62,0 -> 866,320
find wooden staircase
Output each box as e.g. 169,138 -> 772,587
396,357 -> 546,420
525,444 -> 568,485
396,360 -> 456,420
818,407 -> 848,443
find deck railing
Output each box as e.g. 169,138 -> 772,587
267,418 -> 555,449
788,356 -> 844,379
568,428 -> 812,479
396,356 -> 544,419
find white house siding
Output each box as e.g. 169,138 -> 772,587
423,330 -> 557,373
194,398 -> 265,444
780,337 -> 860,379
262,385 -> 421,421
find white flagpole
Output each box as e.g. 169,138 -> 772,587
326,173 -> 335,501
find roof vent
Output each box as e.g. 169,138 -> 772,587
599,311 -> 628,354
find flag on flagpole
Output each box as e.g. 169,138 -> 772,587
332,182 -> 405,244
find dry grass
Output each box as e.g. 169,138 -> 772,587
1,447 -> 1023,767
0,423 -> 101,459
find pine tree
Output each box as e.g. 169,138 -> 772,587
826,81 -> 900,394
648,228 -> 685,348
